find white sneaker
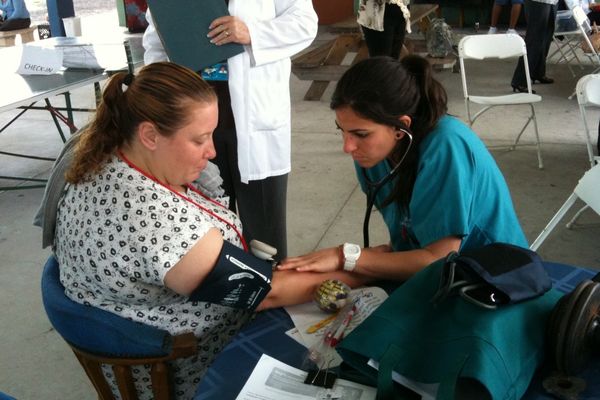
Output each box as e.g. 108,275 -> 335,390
488,26 -> 498,34
506,28 -> 518,35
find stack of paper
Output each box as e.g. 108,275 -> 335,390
236,354 -> 376,400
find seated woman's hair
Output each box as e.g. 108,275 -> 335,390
66,62 -> 217,184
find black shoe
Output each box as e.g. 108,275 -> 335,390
512,85 -> 536,94
533,76 -> 554,84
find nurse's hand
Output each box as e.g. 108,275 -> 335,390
208,16 -> 251,46
277,247 -> 343,273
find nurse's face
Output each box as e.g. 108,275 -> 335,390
335,106 -> 400,168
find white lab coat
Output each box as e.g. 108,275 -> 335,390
143,0 -> 318,183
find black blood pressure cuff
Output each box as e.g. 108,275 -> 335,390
188,240 -> 272,310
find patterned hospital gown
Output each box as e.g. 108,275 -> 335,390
54,156 -> 253,399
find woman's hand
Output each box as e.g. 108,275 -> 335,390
208,16 -> 251,46
277,247 -> 343,273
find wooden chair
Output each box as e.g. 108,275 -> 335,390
41,256 -> 198,400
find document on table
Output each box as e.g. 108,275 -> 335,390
283,286 -> 388,367
235,354 -> 376,400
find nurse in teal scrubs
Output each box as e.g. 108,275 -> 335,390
278,55 -> 527,281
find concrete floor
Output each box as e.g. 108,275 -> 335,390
1,10 -> 599,400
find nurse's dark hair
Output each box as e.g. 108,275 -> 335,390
330,55 -> 448,209
65,62 -> 217,184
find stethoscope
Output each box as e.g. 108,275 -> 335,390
361,128 -> 413,248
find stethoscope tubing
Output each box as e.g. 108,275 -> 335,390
361,129 -> 413,248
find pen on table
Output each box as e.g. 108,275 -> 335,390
306,312 -> 339,334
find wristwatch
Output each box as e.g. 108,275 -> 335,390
342,242 -> 361,272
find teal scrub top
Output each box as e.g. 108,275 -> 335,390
356,115 -> 528,251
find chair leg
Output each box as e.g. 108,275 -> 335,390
530,105 -> 543,169
511,117 -> 531,149
579,106 -> 596,168
551,36 -> 576,77
530,193 -> 579,251
566,204 -> 589,229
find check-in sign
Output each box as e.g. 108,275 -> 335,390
17,46 -> 63,75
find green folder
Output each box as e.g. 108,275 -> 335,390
146,0 -> 244,72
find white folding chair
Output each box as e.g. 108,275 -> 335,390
548,9 -> 586,77
576,73 -> 600,167
573,5 -> 600,73
458,34 -> 544,169
530,163 -> 600,251
567,6 -> 600,98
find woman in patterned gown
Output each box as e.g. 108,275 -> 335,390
53,61 -> 362,399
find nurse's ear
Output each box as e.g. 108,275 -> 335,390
394,115 -> 412,140
397,115 -> 412,129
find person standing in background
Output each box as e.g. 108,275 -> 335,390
0,0 -> 30,31
357,0 -> 411,59
143,1 -> 318,260
511,0 -> 558,93
488,0 -> 523,34
564,0 -> 600,24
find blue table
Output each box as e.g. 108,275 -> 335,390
195,262 -> 600,400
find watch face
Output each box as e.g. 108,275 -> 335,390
344,243 -> 360,257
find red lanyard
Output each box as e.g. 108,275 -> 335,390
117,151 -> 248,251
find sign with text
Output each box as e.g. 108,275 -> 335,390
17,46 -> 63,75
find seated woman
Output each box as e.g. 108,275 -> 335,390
279,56 -> 528,280
0,0 -> 30,31
52,62 -> 362,399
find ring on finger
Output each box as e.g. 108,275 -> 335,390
224,30 -> 230,37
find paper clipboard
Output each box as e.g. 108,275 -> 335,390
146,0 -> 244,72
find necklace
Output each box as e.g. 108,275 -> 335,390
117,150 -> 248,251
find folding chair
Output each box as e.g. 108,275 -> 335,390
530,163 -> 600,251
573,5 -> 600,75
548,9 -> 586,77
458,33 -> 544,169
575,73 -> 600,167
567,6 -> 600,99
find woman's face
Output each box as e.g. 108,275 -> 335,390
335,106 -> 398,168
154,101 -> 218,187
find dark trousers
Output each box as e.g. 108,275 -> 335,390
361,3 -> 407,59
210,81 -> 288,260
511,0 -> 556,87
0,18 -> 30,31
589,11 -> 600,26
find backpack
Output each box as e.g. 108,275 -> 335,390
426,18 -> 454,58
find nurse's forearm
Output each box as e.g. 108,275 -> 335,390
355,236 -> 462,280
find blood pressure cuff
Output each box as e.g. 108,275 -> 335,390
188,240 -> 272,310
433,242 -> 552,308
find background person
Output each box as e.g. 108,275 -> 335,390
0,0 -> 30,31
564,0 -> 600,24
511,0 -> 558,93
488,0 -> 523,34
278,56 -> 528,281
143,0 -> 319,261
356,0 -> 411,59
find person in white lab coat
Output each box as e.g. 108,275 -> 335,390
143,1 -> 318,260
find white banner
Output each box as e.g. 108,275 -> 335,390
17,46 -> 63,75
